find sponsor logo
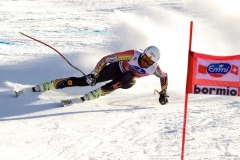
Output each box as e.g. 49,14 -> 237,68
129,65 -> 146,74
67,80 -> 73,85
194,85 -> 238,96
118,56 -> 132,61
207,63 -> 231,77
107,58 -> 117,63
150,52 -> 155,57
198,63 -> 238,78
62,100 -> 72,105
112,82 -> 122,89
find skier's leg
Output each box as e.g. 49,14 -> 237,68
95,62 -> 122,83
31,77 -> 88,92
121,77 -> 136,89
83,71 -> 136,101
101,71 -> 135,93
54,62 -> 122,88
32,63 -> 122,92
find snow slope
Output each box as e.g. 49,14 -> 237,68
1,0 -> 240,159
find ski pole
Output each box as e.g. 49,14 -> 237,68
19,32 -> 87,77
154,89 -> 160,95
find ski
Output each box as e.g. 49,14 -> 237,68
61,97 -> 85,107
16,87 -> 86,107
15,87 -> 34,97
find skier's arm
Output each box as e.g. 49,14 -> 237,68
154,65 -> 168,105
93,50 -> 134,74
154,66 -> 168,91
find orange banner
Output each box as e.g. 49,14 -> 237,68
186,52 -> 240,96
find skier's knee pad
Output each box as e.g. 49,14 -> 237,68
122,71 -> 135,82
54,78 -> 74,89
121,77 -> 136,89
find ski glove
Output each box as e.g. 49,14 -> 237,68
86,71 -> 98,86
159,90 -> 169,105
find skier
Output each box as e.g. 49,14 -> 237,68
16,46 -> 169,105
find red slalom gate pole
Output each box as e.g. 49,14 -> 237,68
181,21 -> 193,160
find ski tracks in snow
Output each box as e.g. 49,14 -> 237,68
1,86 -> 240,159
186,95 -> 240,159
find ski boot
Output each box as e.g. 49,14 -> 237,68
61,88 -> 105,106
83,88 -> 105,101
32,81 -> 55,92
15,81 -> 55,97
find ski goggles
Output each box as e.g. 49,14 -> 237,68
142,54 -> 154,65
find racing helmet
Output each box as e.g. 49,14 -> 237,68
141,46 -> 160,65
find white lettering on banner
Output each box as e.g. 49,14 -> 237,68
194,85 -> 238,96
207,64 -> 230,74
